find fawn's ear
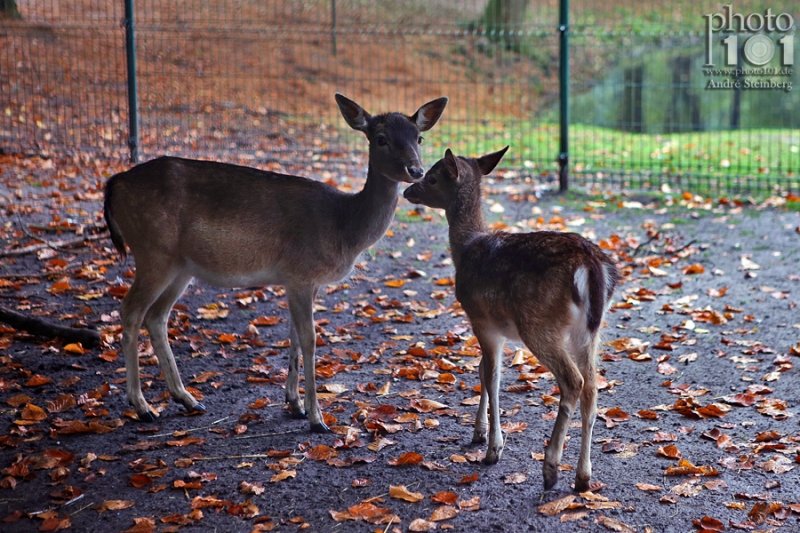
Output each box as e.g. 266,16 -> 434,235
335,93 -> 370,133
411,97 -> 449,132
443,149 -> 460,181
476,146 -> 509,176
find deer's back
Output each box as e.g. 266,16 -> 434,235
105,157 -> 358,286
455,231 -> 617,331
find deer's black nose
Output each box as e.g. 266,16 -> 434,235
407,166 -> 424,180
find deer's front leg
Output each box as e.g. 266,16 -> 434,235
285,320 -> 305,419
287,286 -> 329,433
472,357 -> 489,444
474,325 -> 505,464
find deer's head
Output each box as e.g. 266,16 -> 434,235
335,94 -> 448,184
403,146 -> 509,209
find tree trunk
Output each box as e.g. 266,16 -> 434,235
0,0 -> 21,19
481,0 -> 529,49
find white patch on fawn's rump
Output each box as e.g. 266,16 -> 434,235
573,266 -> 589,302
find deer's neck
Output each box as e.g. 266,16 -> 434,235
342,167 -> 399,252
446,179 -> 487,269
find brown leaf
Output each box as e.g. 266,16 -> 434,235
538,495 -> 576,516
657,445 -> 682,459
20,403 -> 47,421
504,472 -> 527,484
121,517 -> 156,533
270,469 -> 296,483
635,483 -> 663,492
408,518 -> 436,531
96,500 -> 135,513
304,444 -> 338,461
390,485 -> 425,503
430,505 -> 459,521
388,452 -> 424,466
431,492 -> 458,505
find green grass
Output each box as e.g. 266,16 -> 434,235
424,121 -> 800,196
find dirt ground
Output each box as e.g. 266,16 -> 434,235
1,154 -> 800,533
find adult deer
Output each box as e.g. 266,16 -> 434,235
403,148 -> 619,491
104,94 -> 448,432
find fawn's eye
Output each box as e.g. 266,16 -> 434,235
428,177 -> 437,185
417,136 -> 424,145
375,135 -> 388,147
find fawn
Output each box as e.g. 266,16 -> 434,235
104,94 -> 448,432
403,147 -> 619,491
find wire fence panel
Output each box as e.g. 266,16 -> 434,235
1,1 -> 798,194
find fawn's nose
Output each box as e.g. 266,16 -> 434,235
407,166 -> 424,180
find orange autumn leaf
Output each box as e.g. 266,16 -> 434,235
389,484 -> 425,503
304,445 -> 338,461
538,495 -> 576,516
431,491 -> 458,505
657,445 -> 682,459
434,277 -> 455,286
217,333 -> 237,344
270,470 -> 296,483
251,316 -> 280,326
384,279 -> 406,288
388,452 -> 424,466
26,374 -> 53,387
21,403 -> 47,421
682,263 -> 705,275
96,500 -> 136,513
63,343 -> 88,355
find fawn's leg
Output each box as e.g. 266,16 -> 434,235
287,285 -> 328,433
473,324 -> 506,464
574,333 -> 600,492
143,273 -> 202,414
528,334 -> 584,490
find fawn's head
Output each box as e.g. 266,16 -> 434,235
335,94 -> 448,183
403,146 -> 509,209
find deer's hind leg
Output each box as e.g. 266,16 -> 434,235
525,328 -> 584,491
571,330 -> 600,492
121,267 -> 181,422
143,272 -> 202,415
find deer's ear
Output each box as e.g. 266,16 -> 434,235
443,149 -> 460,181
335,93 -> 370,133
411,97 -> 448,132
476,146 -> 509,176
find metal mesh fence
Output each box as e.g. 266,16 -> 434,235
1,1 -> 798,194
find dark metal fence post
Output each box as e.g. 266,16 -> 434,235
124,0 -> 139,163
557,0 -> 569,192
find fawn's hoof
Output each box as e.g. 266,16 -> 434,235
310,421 -> 331,434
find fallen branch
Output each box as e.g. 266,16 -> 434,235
0,306 -> 102,347
0,232 -> 107,257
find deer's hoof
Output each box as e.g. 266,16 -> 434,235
472,432 -> 488,445
543,468 -> 559,491
188,402 -> 207,414
310,422 -> 330,434
289,408 -> 307,420
136,409 -> 158,423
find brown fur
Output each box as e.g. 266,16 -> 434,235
404,147 -> 619,491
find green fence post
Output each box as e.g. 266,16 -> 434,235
124,0 -> 139,163
557,0 -> 569,192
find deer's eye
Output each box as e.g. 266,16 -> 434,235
417,136 -> 424,145
375,135 -> 388,147
428,177 -> 437,185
